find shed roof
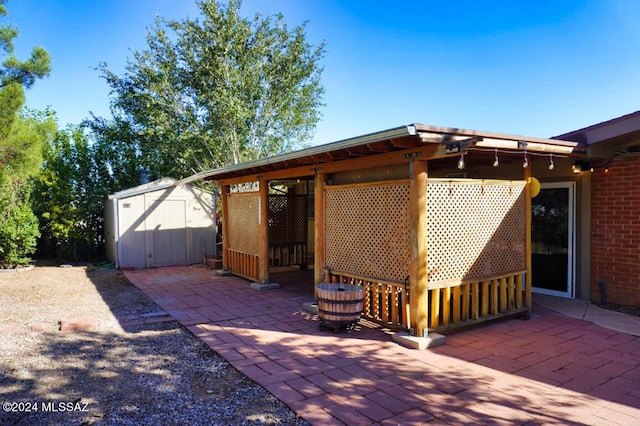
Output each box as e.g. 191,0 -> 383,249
195,123 -> 580,184
107,177 -> 214,200
108,178 -> 178,200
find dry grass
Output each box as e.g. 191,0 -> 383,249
0,264 -> 307,425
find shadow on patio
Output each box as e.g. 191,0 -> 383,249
125,265 -> 640,425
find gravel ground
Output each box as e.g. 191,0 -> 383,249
0,264 -> 309,426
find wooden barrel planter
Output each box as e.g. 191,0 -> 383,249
316,283 -> 365,332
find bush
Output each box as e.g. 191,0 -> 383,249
0,179 -> 40,268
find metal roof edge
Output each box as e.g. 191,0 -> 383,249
107,178 -> 178,200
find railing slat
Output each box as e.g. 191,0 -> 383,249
472,281 -> 480,320
481,281 -> 489,317
430,288 -> 440,329
507,275 -> 515,311
515,274 -> 523,309
499,277 -> 506,312
460,284 -> 471,321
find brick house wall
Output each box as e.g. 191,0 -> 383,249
591,155 -> 640,307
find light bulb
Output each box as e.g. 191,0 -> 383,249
548,155 -> 555,171
458,154 -> 465,170
523,153 -> 529,168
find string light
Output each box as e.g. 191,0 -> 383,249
457,153 -> 465,170
461,148 -> 568,170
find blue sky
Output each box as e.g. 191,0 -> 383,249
7,0 -> 640,145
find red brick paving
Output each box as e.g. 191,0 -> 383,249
125,265 -> 640,425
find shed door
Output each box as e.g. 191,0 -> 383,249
146,199 -> 188,267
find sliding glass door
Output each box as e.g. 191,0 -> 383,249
531,182 -> 575,298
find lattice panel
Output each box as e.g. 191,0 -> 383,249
324,183 -> 410,283
427,180 -> 526,284
227,192 -> 259,255
269,195 -> 308,245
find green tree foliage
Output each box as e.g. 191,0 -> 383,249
33,128 -> 89,260
32,125 -> 138,261
0,1 -> 52,267
0,176 -> 39,267
92,0 -> 325,180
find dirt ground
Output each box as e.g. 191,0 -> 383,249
0,264 -> 308,425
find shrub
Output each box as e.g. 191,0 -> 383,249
0,179 -> 40,268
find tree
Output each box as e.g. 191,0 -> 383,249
33,127 -> 88,260
94,0 -> 325,180
0,1 -> 52,267
33,125 -> 136,261
0,108 -> 54,268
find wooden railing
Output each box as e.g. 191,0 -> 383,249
427,270 -> 528,331
269,243 -> 307,267
323,268 -> 528,333
323,269 -> 410,330
227,249 -> 260,282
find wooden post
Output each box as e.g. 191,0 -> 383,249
314,172 -> 326,290
524,166 -> 533,318
221,184 -> 230,271
258,179 -> 270,284
409,158 -> 429,337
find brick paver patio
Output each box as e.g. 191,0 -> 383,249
124,265 -> 640,425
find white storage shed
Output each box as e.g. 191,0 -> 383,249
105,178 -> 217,269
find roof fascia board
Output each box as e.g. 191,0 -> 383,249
475,138 -> 577,154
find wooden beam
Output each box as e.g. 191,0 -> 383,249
258,179 -> 270,284
366,140 -> 395,153
409,158 -> 429,337
217,143 -> 440,186
314,173 -> 326,289
524,166 -> 533,318
390,136 -> 422,148
221,185 -> 230,271
346,146 -> 371,156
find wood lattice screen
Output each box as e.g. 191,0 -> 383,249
427,179 -> 526,285
323,179 -> 526,286
268,195 -> 307,245
227,192 -> 259,255
325,182 -> 410,283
